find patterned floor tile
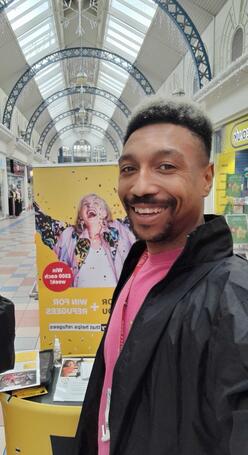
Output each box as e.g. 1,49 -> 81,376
14,336 -> 39,350
21,277 -> 36,286
0,212 -> 40,451
0,286 -> 19,292
16,327 -> 40,337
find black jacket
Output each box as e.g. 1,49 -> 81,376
74,215 -> 248,455
0,295 -> 15,373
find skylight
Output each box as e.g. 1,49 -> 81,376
94,98 -> 117,119
95,0 -> 157,118
6,0 -> 69,139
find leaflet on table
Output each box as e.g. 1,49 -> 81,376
53,357 -> 94,402
0,350 -> 40,392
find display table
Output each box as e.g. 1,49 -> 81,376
0,367 -> 81,454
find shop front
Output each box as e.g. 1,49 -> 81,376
0,153 -> 8,219
214,113 -> 248,256
6,158 -> 25,216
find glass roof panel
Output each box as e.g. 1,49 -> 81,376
101,62 -> 128,81
35,63 -> 60,82
92,118 -> 108,130
18,18 -> 57,64
7,0 -> 68,135
109,16 -> 143,45
100,72 -> 125,89
48,100 -> 69,118
56,119 -> 72,130
96,0 -> 157,115
97,78 -> 122,97
7,0 -> 48,30
111,0 -> 157,30
105,36 -> 137,60
94,98 -> 116,118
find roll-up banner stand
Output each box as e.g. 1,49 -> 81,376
33,163 -> 135,356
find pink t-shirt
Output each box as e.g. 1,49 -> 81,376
98,247 -> 182,454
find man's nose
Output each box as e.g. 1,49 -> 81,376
131,171 -> 158,197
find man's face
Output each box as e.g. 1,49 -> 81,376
118,123 -> 213,253
80,196 -> 107,226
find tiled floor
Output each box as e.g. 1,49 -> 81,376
0,211 -> 39,453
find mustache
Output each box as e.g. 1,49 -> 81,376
124,195 -> 177,209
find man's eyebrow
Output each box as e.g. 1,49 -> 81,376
155,148 -> 184,159
118,154 -> 134,165
118,149 -> 184,165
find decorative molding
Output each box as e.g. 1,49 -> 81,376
0,122 -> 15,143
15,137 -> 34,156
194,51 -> 248,103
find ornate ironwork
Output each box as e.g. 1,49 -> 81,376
3,47 -> 154,129
0,0 -> 14,12
46,123 -> 119,158
25,85 -> 130,144
38,108 -> 124,151
154,0 -> 212,88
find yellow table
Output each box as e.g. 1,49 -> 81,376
0,392 -> 81,454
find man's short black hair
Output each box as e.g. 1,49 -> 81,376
123,95 -> 213,159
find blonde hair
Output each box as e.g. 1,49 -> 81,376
75,193 -> 113,233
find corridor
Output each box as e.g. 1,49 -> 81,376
0,211 -> 39,452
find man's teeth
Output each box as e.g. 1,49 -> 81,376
134,207 -> 163,214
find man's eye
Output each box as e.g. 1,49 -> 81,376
120,166 -> 135,173
159,163 -> 176,170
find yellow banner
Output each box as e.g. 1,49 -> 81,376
33,164 -> 135,355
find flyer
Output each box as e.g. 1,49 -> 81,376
53,357 -> 94,402
0,350 -> 40,392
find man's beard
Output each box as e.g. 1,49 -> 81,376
129,217 -> 174,243
124,195 -> 177,243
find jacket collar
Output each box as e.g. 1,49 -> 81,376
134,214 -> 233,267
113,215 -> 233,301
177,214 -> 233,268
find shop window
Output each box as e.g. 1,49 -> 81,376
73,139 -> 92,162
231,27 -> 243,62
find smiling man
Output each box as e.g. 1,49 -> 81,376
74,96 -> 248,455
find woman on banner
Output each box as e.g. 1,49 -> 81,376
34,193 -> 135,288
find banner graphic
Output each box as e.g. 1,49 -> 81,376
33,164 -> 135,355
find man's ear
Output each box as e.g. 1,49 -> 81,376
202,162 -> 214,197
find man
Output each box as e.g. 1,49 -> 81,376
74,96 -> 248,455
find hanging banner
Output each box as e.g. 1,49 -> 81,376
33,164 -> 135,356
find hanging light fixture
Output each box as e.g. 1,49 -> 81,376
71,70 -> 88,86
78,106 -> 87,119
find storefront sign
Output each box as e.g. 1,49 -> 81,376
231,119 -> 248,148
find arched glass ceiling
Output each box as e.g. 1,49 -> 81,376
3,0 -> 212,161
6,0 -> 157,143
